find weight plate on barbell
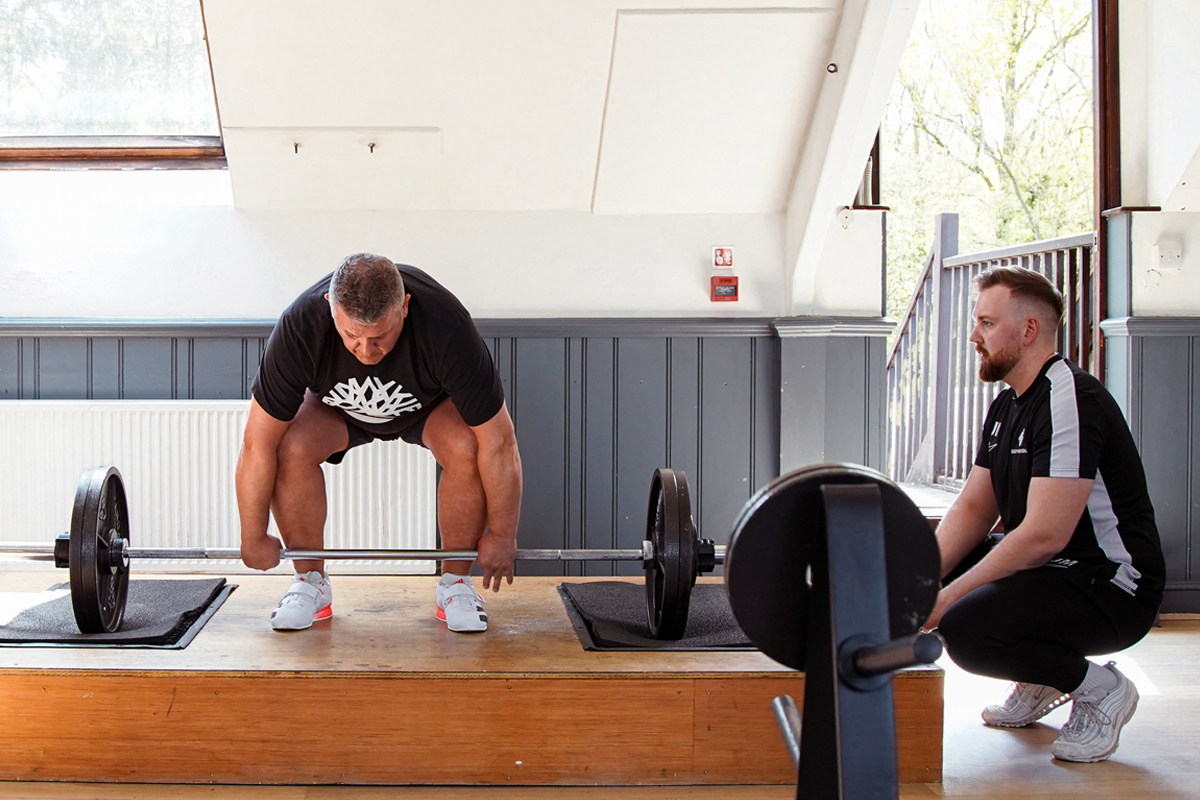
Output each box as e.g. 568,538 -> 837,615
724,463 -> 941,671
645,468 -> 697,640
69,466 -> 131,634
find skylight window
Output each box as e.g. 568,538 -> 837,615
0,0 -> 223,166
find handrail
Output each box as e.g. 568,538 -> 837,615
886,245 -> 939,369
942,232 -> 1094,268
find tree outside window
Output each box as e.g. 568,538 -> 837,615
0,0 -> 221,164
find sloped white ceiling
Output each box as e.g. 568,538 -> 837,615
593,10 -> 836,214
202,0 -> 845,213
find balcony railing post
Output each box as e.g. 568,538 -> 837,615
927,213 -> 959,484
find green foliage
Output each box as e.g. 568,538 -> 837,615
884,0 -> 1093,321
0,0 -> 218,136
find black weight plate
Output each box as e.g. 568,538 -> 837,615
69,466 -> 131,634
645,468 -> 697,640
724,464 -> 940,671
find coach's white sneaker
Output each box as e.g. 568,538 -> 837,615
982,682 -> 1070,728
436,573 -> 488,633
270,571 -> 332,631
1051,662 -> 1139,763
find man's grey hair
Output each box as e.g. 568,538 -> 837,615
328,253 -> 405,324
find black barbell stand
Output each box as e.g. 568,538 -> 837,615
798,483 -> 899,799
773,484 -> 943,800
725,465 -> 943,800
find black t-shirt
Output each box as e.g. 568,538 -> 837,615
975,356 -> 1165,605
252,264 -> 504,436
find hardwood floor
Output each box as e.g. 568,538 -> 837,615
920,615 -> 1200,799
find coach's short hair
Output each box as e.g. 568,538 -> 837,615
974,266 -> 1064,324
328,253 -> 405,324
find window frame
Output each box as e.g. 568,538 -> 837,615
0,0 -> 225,170
0,136 -> 225,169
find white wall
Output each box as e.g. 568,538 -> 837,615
1123,0 -> 1200,211
1129,211 -> 1200,316
0,171 -> 797,319
0,0 -> 914,322
812,208 -> 884,316
1115,1 -> 1200,316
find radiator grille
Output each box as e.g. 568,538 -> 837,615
0,401 -> 437,574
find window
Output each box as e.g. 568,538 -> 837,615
0,0 -> 223,167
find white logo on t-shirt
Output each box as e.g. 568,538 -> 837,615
322,377 -> 423,424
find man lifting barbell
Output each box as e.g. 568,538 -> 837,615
36,465 -> 713,637
236,253 -> 522,632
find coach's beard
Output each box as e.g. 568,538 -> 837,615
977,343 -> 1021,382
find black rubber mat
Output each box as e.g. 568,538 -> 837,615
0,579 -> 232,649
558,581 -> 753,651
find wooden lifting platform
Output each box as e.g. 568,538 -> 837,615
0,574 -> 943,786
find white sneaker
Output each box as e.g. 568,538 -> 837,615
1051,662 -> 1139,763
982,682 -> 1070,728
270,571 -> 333,631
436,573 -> 488,633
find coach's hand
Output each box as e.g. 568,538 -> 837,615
476,532 -> 517,592
241,532 -> 283,571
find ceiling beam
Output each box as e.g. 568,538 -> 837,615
783,0 -> 918,315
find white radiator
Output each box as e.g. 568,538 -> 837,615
0,400 -> 437,574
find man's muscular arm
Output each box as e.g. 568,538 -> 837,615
924,473 -> 1092,629
470,402 -> 523,592
236,398 -> 291,570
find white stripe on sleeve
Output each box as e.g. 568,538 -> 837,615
1047,359 -> 1082,477
1087,471 -> 1142,595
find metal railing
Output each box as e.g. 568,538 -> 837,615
886,213 -> 1096,488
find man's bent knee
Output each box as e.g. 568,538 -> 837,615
423,402 -> 480,469
278,397 -> 349,467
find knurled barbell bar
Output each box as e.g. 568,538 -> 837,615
1,465 -> 721,638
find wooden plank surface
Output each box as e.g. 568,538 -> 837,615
0,570 -> 943,785
0,671 -> 940,785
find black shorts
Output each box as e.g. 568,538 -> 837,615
325,413 -> 430,464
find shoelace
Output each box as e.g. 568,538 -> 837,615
1059,698 -> 1113,741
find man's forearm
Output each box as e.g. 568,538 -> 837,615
477,441 -> 522,540
941,525 -> 1060,604
236,443 -> 279,542
937,502 -> 995,579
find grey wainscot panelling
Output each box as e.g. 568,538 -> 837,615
0,322 -> 270,401
774,317 -> 892,473
479,319 -> 786,578
1102,317 -> 1200,613
0,316 -> 901,579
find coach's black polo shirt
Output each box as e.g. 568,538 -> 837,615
975,355 -> 1165,605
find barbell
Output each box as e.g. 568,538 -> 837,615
1,465 -> 721,639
